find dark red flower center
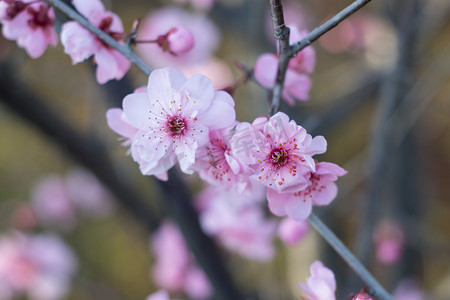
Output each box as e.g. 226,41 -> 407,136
98,16 -> 124,42
269,148 -> 289,167
27,5 -> 53,29
5,0 -> 27,20
166,115 -> 187,137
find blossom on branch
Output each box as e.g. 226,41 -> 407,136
299,260 -> 336,300
254,25 -> 315,105
0,0 -> 57,58
60,0 -> 130,84
116,67 -> 236,177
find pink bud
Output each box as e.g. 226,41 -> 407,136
166,27 -> 195,55
277,218 -> 310,246
352,291 -> 373,300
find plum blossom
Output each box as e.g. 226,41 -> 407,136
373,220 -> 404,265
352,290 -> 373,300
151,222 -> 211,299
155,27 -> 195,56
136,6 -> 219,68
230,112 -> 326,194
254,25 -> 315,105
31,168 -> 114,230
393,279 -> 430,300
0,0 -> 57,58
267,162 -> 347,221
120,67 -> 235,176
60,0 -> 130,84
146,290 -> 178,300
299,260 -> 336,300
0,231 -> 77,300
277,218 -> 310,246
198,185 -> 276,261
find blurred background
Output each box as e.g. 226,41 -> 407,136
0,0 -> 449,299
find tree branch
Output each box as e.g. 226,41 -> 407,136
288,0 -> 372,57
44,0 -> 152,76
309,213 -> 394,300
269,0 -> 291,115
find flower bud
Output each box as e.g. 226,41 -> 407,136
159,27 -> 194,55
352,291 -> 374,300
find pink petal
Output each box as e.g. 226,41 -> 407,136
254,53 -> 278,89
310,261 -> 336,292
147,68 -> 187,102
181,74 -> 215,114
72,0 -> 105,24
94,47 -> 130,84
305,135 -> 327,156
285,194 -> 312,221
307,277 -> 336,300
266,188 -> 288,217
122,93 -> 151,130
106,108 -> 137,139
285,72 -> 312,102
61,21 -> 97,64
312,182 -> 338,206
1,11 -> 29,39
199,96 -> 236,130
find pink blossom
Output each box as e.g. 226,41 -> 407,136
277,218 -> 310,246
30,169 -> 114,230
254,26 -> 315,105
60,0 -> 130,84
106,107 -> 138,147
64,167 -> 114,217
198,186 -> 276,261
122,68 -> 235,176
393,279 -> 430,300
194,125 -> 252,191
163,27 -> 195,56
352,290 -> 373,300
146,290 -> 178,300
0,0 -> 57,58
267,162 -> 347,221
181,58 -> 233,89
151,222 -> 211,299
31,176 -> 77,231
0,231 -> 77,300
230,112 -> 327,194
373,221 -> 404,265
136,6 -> 219,68
299,260 -> 336,300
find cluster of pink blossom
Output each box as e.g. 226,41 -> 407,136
150,222 -> 211,299
0,231 -> 77,300
108,68 -> 346,222
30,167 -> 114,231
254,25 -> 316,105
0,0 -> 57,58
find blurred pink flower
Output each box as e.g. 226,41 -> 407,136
352,290 -> 373,300
198,186 -> 276,261
373,221 -> 404,265
181,58 -> 233,89
0,231 -> 77,300
60,0 -> 130,84
65,167 -> 114,218
277,218 -> 310,246
31,176 -> 77,231
31,169 -> 114,230
254,26 -> 315,105
393,279 -> 430,300
122,68 -> 235,176
146,290 -> 178,300
299,260 -> 336,300
0,0 -> 57,58
136,6 -> 219,68
151,222 -> 211,299
267,162 -> 347,221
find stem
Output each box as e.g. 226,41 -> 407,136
43,0 -> 152,76
288,0 -> 372,57
269,0 -> 291,115
308,213 -> 394,300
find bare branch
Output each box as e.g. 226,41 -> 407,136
269,0 -> 291,115
44,0 -> 152,76
288,0 -> 372,57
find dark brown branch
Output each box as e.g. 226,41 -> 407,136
269,0 -> 291,115
288,0 -> 373,56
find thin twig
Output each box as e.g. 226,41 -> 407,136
288,0 -> 372,56
308,213 -> 394,300
269,0 -> 291,115
44,0 -> 152,76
